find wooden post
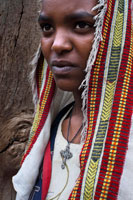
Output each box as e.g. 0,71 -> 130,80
0,0 -> 41,199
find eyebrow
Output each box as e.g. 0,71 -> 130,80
64,11 -> 95,21
38,11 -> 95,24
38,14 -> 53,24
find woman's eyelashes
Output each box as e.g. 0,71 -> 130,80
40,23 -> 54,35
39,21 -> 94,36
74,21 -> 94,33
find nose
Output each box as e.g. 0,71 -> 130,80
51,28 -> 73,54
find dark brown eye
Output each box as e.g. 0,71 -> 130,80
76,21 -> 91,29
74,21 -> 94,33
42,23 -> 54,33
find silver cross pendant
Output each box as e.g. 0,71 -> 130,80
60,143 -> 73,169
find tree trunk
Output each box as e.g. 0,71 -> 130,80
0,0 -> 41,199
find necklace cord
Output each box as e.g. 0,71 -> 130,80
67,106 -> 83,144
49,161 -> 69,200
60,106 -> 83,169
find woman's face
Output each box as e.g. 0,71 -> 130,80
39,0 -> 97,92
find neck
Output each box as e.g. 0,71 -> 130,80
61,89 -> 83,144
72,90 -> 83,117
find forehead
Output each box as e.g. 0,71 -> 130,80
42,0 -> 97,16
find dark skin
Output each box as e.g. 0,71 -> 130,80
39,0 -> 97,144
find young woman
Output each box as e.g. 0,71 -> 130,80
13,0 -> 133,199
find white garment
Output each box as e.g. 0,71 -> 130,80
47,113 -> 133,200
46,110 -> 84,200
118,114 -> 133,200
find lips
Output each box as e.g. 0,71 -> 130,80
50,60 -> 77,74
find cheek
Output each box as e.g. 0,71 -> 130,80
77,33 -> 94,65
41,38 -> 52,63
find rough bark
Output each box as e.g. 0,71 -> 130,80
0,0 -> 41,199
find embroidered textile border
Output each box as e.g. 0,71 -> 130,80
70,0 -> 132,199
22,67 -> 55,163
69,0 -> 114,198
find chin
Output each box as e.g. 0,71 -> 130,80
55,79 -> 79,92
55,79 -> 81,92
57,84 -> 74,92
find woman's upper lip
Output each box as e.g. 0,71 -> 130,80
51,60 -> 76,67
